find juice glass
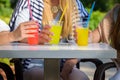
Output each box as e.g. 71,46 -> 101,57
49,21 -> 62,45
28,27 -> 39,45
76,22 -> 89,46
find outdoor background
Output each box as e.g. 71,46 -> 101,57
1,0 -> 120,28
0,0 -> 120,80
0,0 -> 120,66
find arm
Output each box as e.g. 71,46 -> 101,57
91,27 -> 101,43
14,9 -> 52,44
0,31 -> 14,45
0,21 -> 39,45
14,8 -> 30,43
0,19 -> 14,44
92,6 -> 115,43
61,59 -> 78,80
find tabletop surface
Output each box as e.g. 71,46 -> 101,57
0,43 -> 117,58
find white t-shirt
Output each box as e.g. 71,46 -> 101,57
0,19 -> 10,32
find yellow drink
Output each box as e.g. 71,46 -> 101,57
49,25 -> 62,44
76,27 -> 88,46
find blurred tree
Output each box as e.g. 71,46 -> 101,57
0,0 -> 13,23
0,0 -> 10,8
89,11 -> 105,30
10,0 -> 18,9
0,0 -> 18,9
80,0 -> 119,12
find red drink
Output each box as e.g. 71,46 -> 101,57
28,28 -> 39,45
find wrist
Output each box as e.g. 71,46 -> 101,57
8,32 -> 16,42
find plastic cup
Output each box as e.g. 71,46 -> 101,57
49,21 -> 62,45
76,22 -> 89,46
27,27 -> 39,45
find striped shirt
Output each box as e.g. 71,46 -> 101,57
76,0 -> 88,17
9,0 -> 44,31
9,0 -> 88,70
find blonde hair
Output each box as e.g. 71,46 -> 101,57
42,0 -> 79,38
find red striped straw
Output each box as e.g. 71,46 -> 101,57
27,0 -> 40,30
28,0 -> 33,20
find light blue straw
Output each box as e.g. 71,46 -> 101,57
86,1 -> 96,27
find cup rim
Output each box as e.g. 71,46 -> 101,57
75,21 -> 89,28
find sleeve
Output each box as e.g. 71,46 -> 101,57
0,19 -> 10,32
76,0 -> 88,18
14,8 -> 30,30
9,0 -> 28,31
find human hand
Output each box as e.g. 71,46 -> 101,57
88,30 -> 93,43
11,21 -> 38,41
39,25 -> 53,44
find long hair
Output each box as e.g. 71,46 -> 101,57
42,0 -> 78,38
110,7 -> 120,52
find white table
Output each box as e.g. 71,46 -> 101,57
0,43 -> 117,80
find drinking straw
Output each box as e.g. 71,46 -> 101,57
28,0 -> 33,20
58,3 -> 68,24
86,1 -> 96,27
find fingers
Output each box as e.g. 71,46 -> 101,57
21,25 -> 38,31
24,34 -> 35,38
88,30 -> 93,43
24,25 -> 38,30
43,25 -> 51,30
19,21 -> 39,31
20,21 -> 38,26
19,21 -> 39,35
40,29 -> 53,36
14,21 -> 39,41
24,29 -> 38,34
39,33 -> 51,42
60,36 -> 62,40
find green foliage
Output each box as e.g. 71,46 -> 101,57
10,0 -> 18,9
0,8 -> 13,24
0,0 -> 13,24
89,10 -> 105,30
81,0 -> 120,12
0,58 -> 11,65
0,0 -> 12,16
0,16 -> 11,24
0,0 -> 10,8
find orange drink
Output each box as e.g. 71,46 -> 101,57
76,27 -> 88,46
76,21 -> 89,46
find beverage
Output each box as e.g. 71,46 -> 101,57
49,24 -> 62,44
28,28 -> 39,45
76,27 -> 88,46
